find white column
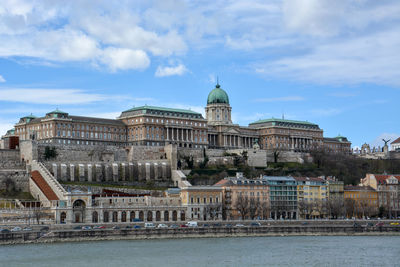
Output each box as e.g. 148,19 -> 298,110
166,127 -> 169,141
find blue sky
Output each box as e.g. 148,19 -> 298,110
0,0 -> 399,148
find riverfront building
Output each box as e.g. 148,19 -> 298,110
263,176 -> 298,219
215,173 -> 270,220
344,185 -> 378,218
360,173 -> 400,218
294,177 -> 328,219
9,83 -> 351,153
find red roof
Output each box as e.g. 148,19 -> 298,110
214,179 -> 233,186
373,174 -> 400,185
391,137 -> 400,144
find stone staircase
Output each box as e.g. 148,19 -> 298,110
30,160 -> 67,206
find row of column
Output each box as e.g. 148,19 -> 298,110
166,127 -> 194,142
223,135 -> 254,148
52,162 -> 171,182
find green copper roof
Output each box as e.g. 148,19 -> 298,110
22,113 -> 37,119
250,118 -> 318,126
121,105 -> 201,115
47,108 -> 68,115
207,84 -> 229,104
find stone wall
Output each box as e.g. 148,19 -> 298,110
128,146 -> 167,161
19,141 -> 128,163
0,170 -> 29,191
0,149 -> 24,169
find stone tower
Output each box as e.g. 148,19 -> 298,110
205,83 -> 232,125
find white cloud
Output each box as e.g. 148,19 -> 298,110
155,64 -> 188,77
100,47 -> 150,71
0,75 -> 5,82
0,88 -> 106,104
0,122 -> 14,137
254,96 -> 304,102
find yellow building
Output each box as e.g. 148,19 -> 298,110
180,186 -> 223,221
344,186 -> 378,218
294,177 -> 328,219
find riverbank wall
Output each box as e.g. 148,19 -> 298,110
2,225 -> 400,245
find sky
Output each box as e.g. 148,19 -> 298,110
0,0 -> 399,148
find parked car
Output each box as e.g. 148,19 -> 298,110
157,224 -> 168,228
375,222 -> 385,227
132,218 -> 143,222
93,225 -> 105,229
125,225 -> 133,229
23,227 -> 32,231
250,222 -> 261,227
112,226 -> 120,230
73,226 -> 81,230
390,222 -> 399,226
235,223 -> 245,228
133,225 -> 141,229
40,226 -> 49,231
186,221 -> 198,227
82,226 -> 92,230
11,226 -> 22,232
169,224 -> 179,228
0,229 -> 10,233
212,223 -> 222,227
144,223 -> 155,228
225,224 -> 233,228
302,222 -> 309,225
180,224 -> 188,228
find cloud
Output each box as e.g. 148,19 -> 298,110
254,96 -> 304,102
0,122 -> 14,137
100,47 -> 150,71
309,108 -> 344,117
0,88 -> 106,104
328,91 -> 358,98
155,63 -> 188,77
0,75 -> 5,82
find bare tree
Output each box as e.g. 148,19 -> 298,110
235,194 -> 249,220
344,198 -> 356,218
260,200 -> 270,220
327,197 -> 344,219
249,197 -> 260,220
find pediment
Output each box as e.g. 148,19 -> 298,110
224,127 -> 241,134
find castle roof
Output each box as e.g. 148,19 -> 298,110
207,84 -> 229,105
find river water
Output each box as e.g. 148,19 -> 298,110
1,236 -> 399,267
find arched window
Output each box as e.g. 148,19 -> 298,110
172,210 -> 178,221
147,211 -> 153,221
130,211 -> 136,222
103,211 -> 109,223
112,211 -> 118,222
164,211 -> 169,221
92,211 -> 98,223
121,211 -> 127,222
156,211 -> 161,221
60,212 -> 66,224
139,211 -> 144,221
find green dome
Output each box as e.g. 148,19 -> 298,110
207,84 -> 229,104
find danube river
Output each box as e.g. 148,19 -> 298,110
2,236 -> 399,266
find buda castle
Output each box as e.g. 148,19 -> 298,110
8,83 -> 351,153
